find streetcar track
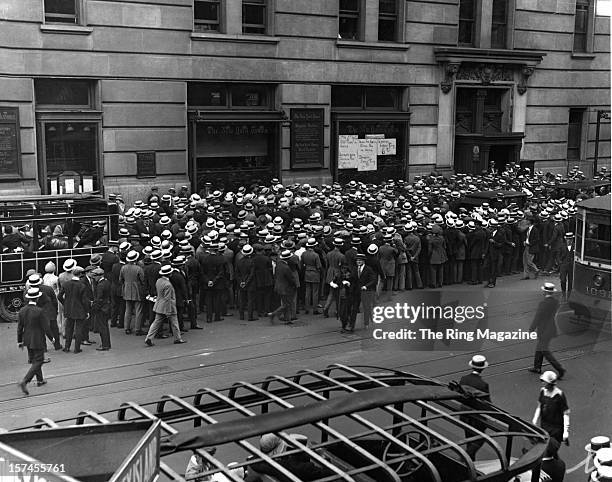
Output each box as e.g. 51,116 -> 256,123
0,327 -> 606,413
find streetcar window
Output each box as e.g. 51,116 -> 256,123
74,217 -> 108,248
0,223 -> 33,253
35,219 -> 70,250
576,216 -> 584,259
584,222 -> 611,264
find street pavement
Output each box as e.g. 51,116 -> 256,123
0,272 -> 610,481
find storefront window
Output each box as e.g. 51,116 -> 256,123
194,123 -> 276,191
336,121 -> 406,184
44,122 -> 98,194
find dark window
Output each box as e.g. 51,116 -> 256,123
188,84 -> 228,107
567,109 -> 583,161
332,86 -> 399,109
35,79 -> 92,107
365,87 -> 398,108
188,84 -> 272,109
243,0 -> 266,34
458,0 -> 475,46
44,0 -> 78,24
231,84 -> 269,107
491,0 -> 507,48
194,0 -> 220,32
339,0 -> 360,40
573,0 -> 589,52
44,122 -> 99,193
332,86 -> 364,108
378,0 -> 398,42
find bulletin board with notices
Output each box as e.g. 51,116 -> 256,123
336,121 -> 405,184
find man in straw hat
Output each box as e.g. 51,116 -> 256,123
144,264 -> 186,346
58,266 -> 90,354
459,355 -> 491,459
528,282 -> 565,380
268,250 -> 297,324
558,232 -> 575,301
17,287 -> 55,395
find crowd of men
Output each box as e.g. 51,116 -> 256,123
15,163 -> 609,364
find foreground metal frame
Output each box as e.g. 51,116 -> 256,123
18,364 -> 548,482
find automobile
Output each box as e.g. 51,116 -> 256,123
2,365 -> 550,482
459,190 -> 528,210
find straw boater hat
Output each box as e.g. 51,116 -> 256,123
541,282 -> 557,293
540,370 -> 557,384
279,250 -> 293,260
241,244 -> 253,256
63,259 -> 77,272
469,355 -> 489,370
25,287 -> 42,299
126,250 -> 139,263
159,264 -> 173,276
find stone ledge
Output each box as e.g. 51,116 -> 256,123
40,24 -> 93,35
571,52 -> 597,59
336,39 -> 410,51
190,32 -> 280,44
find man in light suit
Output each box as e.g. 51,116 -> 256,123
144,264 -> 186,346
120,250 -> 145,335
17,287 -> 55,395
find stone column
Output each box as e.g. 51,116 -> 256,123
436,83 -> 455,171
364,0 -> 379,42
225,0 -> 242,35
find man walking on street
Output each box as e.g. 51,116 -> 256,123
528,283 -> 566,379
559,233 -> 575,301
459,355 -> 491,460
17,287 -> 55,395
28,274 -> 61,352
144,264 -> 186,346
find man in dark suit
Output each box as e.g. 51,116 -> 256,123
252,244 -> 274,317
235,244 -> 257,320
201,243 -> 229,322
404,225 -> 423,290
528,283 -> 565,379
485,219 -> 511,288
459,355 -> 491,460
466,221 -> 487,284
522,217 -> 540,280
558,233 -> 575,301
352,254 -> 377,330
17,287 -> 55,395
91,267 -> 112,350
268,250 -> 297,324
80,266 -> 96,344
28,274 -> 61,351
58,266 -> 90,354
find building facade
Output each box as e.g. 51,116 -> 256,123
0,0 -> 609,200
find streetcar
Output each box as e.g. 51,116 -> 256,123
569,193 -> 611,321
552,179 -> 610,200
0,365 -> 549,482
0,193 -> 119,322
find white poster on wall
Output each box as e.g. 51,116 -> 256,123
377,138 -> 396,155
357,139 -> 377,171
338,135 -> 359,169
65,178 -> 75,194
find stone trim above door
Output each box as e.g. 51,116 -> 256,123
433,47 -> 545,96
